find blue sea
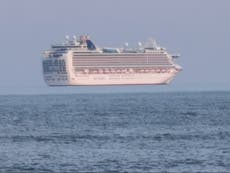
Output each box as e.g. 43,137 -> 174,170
0,91 -> 230,172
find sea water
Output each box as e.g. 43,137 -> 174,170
0,92 -> 230,172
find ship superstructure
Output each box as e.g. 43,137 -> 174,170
42,35 -> 182,86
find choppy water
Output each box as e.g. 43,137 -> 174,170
0,92 -> 230,172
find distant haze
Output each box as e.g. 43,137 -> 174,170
0,0 -> 229,94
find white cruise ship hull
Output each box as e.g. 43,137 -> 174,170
46,73 -> 176,86
42,35 -> 182,86
44,68 -> 179,86
43,53 -> 181,86
71,73 -> 176,85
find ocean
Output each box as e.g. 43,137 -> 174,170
0,91 -> 230,172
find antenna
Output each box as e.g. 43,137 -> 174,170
153,38 -> 158,48
147,37 -> 158,49
153,39 -> 157,48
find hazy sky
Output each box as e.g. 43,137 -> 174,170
0,0 -> 229,94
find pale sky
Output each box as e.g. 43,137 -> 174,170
0,0 -> 229,94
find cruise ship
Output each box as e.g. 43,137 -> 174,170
42,35 -> 182,86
